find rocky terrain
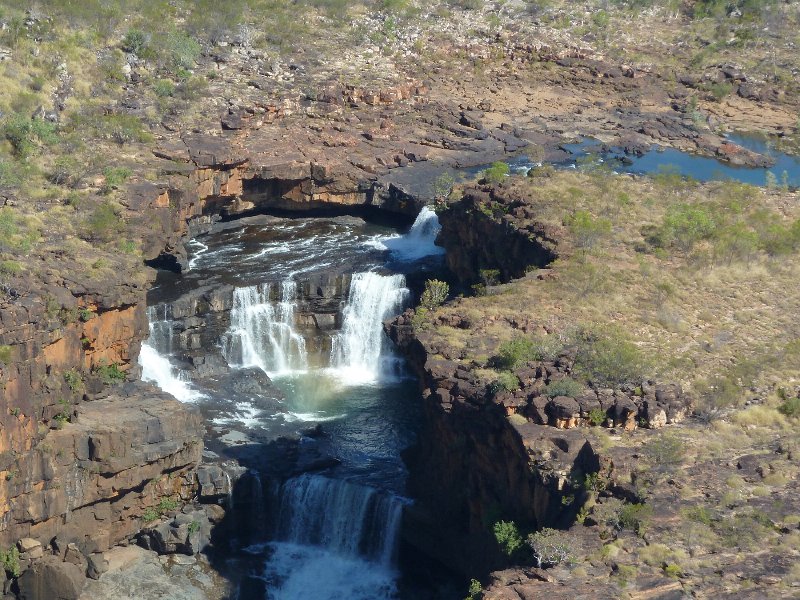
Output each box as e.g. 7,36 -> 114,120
0,0 -> 798,598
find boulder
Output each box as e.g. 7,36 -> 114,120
17,556 -> 85,600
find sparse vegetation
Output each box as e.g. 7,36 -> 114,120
419,279 -> 449,310
493,520 -> 524,558
527,528 -> 573,568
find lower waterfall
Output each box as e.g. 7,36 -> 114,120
264,474 -> 405,599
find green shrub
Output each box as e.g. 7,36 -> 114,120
0,546 -> 20,578
619,503 -> 653,536
157,496 -> 179,513
122,29 -> 149,55
482,161 -> 510,184
142,507 -> 159,522
93,361 -> 126,384
648,204 -> 716,251
494,335 -> 562,370
587,407 -> 607,426
528,164 -> 555,178
779,395 -> 800,418
102,166 -> 132,192
544,378 -> 583,398
488,371 -> 520,396
64,369 -> 83,392
564,210 -> 612,250
493,520 -> 523,557
419,279 -> 449,310
643,434 -> 684,467
574,327 -> 649,387
0,345 -> 12,364
155,30 -> 201,73
465,578 -> 483,600
153,78 -> 176,98
2,115 -> 58,159
85,202 -> 124,242
527,528 -> 573,568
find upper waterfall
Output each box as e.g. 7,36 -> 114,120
222,280 -> 309,376
367,206 -> 446,261
139,306 -> 203,402
330,272 -> 409,383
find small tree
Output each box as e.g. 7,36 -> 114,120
527,528 -> 572,568
420,279 -> 449,310
482,161 -> 510,184
493,520 -> 523,557
564,210 -> 612,251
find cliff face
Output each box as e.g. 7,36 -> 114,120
388,317 -> 601,576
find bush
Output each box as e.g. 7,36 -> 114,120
643,434 -> 684,467
153,79 -> 176,98
648,204 -> 716,252
494,335 -> 562,370
565,209 -> 611,250
85,202 -> 124,242
419,279 -> 449,310
93,361 -> 126,384
465,579 -> 482,600
619,503 -> 653,536
2,115 -> 58,159
122,29 -> 149,55
0,345 -> 12,364
544,378 -> 583,398
573,327 -> 649,387
587,407 -> 607,426
488,371 -> 520,396
482,161 -> 510,184
779,395 -> 800,418
0,547 -> 20,578
493,520 -> 523,557
527,528 -> 572,568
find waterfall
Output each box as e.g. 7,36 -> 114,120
275,475 -> 404,566
264,474 -> 406,599
139,306 -> 203,402
222,280 -> 308,376
330,272 -> 409,383
368,206 -> 446,261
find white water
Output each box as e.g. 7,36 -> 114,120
139,307 -> 203,402
330,272 -> 409,384
222,281 -> 309,376
265,474 -> 405,599
367,206 -> 445,261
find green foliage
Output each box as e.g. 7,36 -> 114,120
79,307 -> 95,322
643,434 -> 684,467
430,173 -> 455,200
419,279 -> 449,310
0,546 -> 20,578
188,520 -> 201,534
494,335 -> 562,370
573,327 -> 649,387
157,496 -> 179,513
565,210 -> 612,250
153,78 -> 176,98
482,161 -> 510,184
93,361 -> 126,384
587,407 -> 607,426
64,369 -> 82,392
488,371 -> 520,396
0,345 -> 12,364
618,503 -> 653,536
102,166 -> 132,192
122,29 -> 149,55
142,507 -> 159,522
648,204 -> 716,252
465,578 -> 483,600
85,201 -> 124,242
155,30 -> 201,74
527,528 -> 573,568
779,395 -> 800,418
493,520 -> 523,557
2,115 -> 58,159
583,472 -> 606,493
528,164 -> 555,178
543,378 -> 583,398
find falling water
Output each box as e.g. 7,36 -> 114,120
139,306 -> 203,402
222,280 -> 308,376
264,474 -> 406,599
368,206 -> 446,261
330,272 -> 409,383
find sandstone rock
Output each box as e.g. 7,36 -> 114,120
18,556 -> 85,600
17,538 -> 43,559
86,553 -> 108,580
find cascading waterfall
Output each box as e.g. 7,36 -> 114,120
139,306 -> 203,402
264,474 -> 406,600
369,206 -> 446,261
222,280 -> 308,376
330,272 -> 409,383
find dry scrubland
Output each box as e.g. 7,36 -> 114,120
0,0 -> 798,597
